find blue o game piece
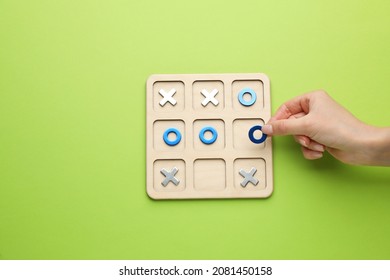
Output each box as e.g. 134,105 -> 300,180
248,125 -> 267,144
238,88 -> 257,106
163,128 -> 182,146
199,126 -> 218,145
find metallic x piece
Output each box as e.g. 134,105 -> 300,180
239,167 -> 259,187
159,88 -> 177,106
200,89 -> 219,106
160,167 -> 180,187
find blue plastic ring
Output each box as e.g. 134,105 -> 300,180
163,128 -> 182,146
199,126 -> 218,145
248,125 -> 267,144
238,88 -> 257,106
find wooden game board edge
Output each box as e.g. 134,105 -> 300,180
147,73 -> 270,83
146,187 -> 274,200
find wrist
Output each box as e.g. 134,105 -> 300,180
363,126 -> 390,166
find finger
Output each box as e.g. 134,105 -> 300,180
267,107 -> 306,129
272,94 -> 312,121
290,112 -> 306,119
307,140 -> 325,152
301,146 -> 323,160
290,112 -> 311,145
293,135 -> 310,147
262,118 -> 307,136
294,135 -> 325,152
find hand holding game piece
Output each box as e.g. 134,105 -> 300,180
262,90 -> 390,166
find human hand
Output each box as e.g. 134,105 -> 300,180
261,90 -> 390,166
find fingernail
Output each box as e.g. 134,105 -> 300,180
261,125 -> 273,135
298,139 -> 307,147
313,144 -> 325,152
313,152 -> 324,159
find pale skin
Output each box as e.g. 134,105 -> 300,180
261,90 -> 390,166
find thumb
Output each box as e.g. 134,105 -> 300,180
262,118 -> 306,136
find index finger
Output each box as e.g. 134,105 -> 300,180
271,93 -> 311,121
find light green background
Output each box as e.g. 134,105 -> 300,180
0,0 -> 389,260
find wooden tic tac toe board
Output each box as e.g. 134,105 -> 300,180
146,73 -> 273,199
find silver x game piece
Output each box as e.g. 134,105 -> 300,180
160,167 -> 180,187
159,88 -> 177,106
200,88 -> 219,106
239,167 -> 259,187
